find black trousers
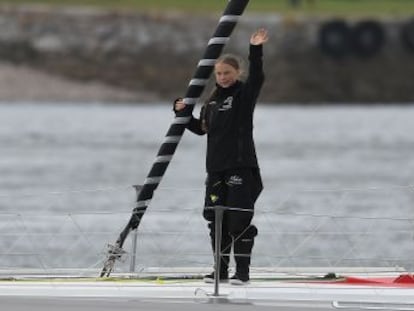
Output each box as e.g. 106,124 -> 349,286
203,168 -> 262,273
203,168 -> 263,227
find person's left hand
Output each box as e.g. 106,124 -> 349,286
250,28 -> 269,45
174,98 -> 186,112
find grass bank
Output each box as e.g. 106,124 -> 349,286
0,0 -> 413,16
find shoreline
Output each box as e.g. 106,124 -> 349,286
0,62 -> 160,103
0,6 -> 414,103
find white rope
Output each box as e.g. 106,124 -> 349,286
0,185 -> 132,198
0,185 -> 203,199
2,182 -> 413,200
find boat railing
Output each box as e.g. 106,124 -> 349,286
0,183 -> 413,278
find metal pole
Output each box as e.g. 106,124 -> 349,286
213,205 -> 225,297
129,185 -> 142,274
129,229 -> 138,273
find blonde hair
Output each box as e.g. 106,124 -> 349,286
216,54 -> 241,69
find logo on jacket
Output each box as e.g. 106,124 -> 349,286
219,96 -> 233,111
227,175 -> 243,186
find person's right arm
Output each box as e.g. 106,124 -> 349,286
173,98 -> 206,135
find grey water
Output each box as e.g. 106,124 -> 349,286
1,102 -> 414,273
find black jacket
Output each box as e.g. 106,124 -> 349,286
187,44 -> 265,173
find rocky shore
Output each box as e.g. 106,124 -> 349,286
0,5 -> 413,103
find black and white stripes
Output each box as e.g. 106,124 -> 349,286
116,0 -> 250,248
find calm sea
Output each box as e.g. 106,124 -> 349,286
1,102 -> 414,273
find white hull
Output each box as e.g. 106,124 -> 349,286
2,268 -> 414,308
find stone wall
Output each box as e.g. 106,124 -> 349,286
0,5 -> 413,103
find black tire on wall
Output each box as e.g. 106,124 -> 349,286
318,20 -> 351,59
401,19 -> 414,52
351,21 -> 385,58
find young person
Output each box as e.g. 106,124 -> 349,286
174,28 -> 269,285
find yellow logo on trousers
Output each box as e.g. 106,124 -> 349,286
210,194 -> 219,203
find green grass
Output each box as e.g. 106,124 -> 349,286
0,0 -> 413,16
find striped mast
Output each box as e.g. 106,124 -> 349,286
101,0 -> 250,277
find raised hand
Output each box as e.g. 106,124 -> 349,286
250,28 -> 269,46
